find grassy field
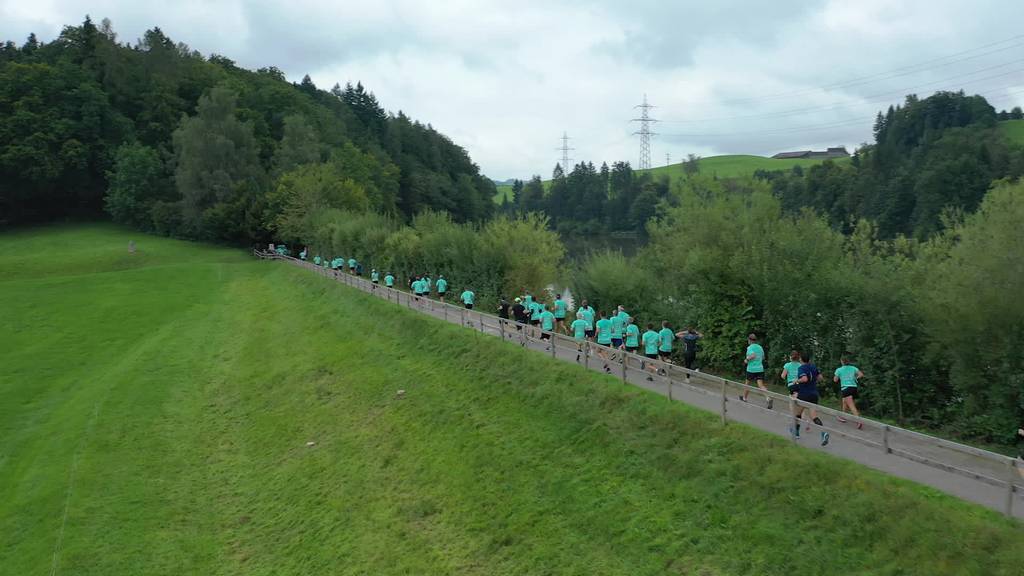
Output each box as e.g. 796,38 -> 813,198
999,118 -> 1024,144
2,224 -> 1022,575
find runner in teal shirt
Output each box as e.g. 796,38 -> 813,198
742,334 -> 771,408
540,309 -> 555,331
579,300 -> 596,339
624,319 -> 640,351
641,324 -> 661,381
348,258 -> 357,271
594,312 -> 614,373
436,276 -> 448,301
834,356 -> 864,426
570,312 -> 589,363
781,349 -> 802,396
610,314 -> 624,348
658,322 -> 674,358
460,289 -> 475,309
371,269 -> 379,283
313,255 -> 321,266
385,273 -> 395,287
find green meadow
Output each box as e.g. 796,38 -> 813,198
1,224 -> 1021,575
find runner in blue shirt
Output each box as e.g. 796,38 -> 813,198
791,352 -> 829,446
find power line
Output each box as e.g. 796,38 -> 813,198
631,94 -> 658,170
685,33 -> 1024,107
661,60 -> 1024,124
555,132 -> 575,171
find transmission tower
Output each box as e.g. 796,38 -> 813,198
666,152 -> 671,166
631,94 -> 658,170
556,132 -> 575,172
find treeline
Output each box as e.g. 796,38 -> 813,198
0,17 -> 496,240
284,210 -> 564,306
499,162 -> 670,235
572,175 -> 1023,444
757,91 -> 1024,238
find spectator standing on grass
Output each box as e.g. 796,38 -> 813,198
741,333 -> 773,410
461,288 -> 475,310
675,327 -> 702,371
791,352 -> 829,446
834,356 -> 864,429
436,275 -> 448,302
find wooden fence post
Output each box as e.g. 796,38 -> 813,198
882,425 -> 891,454
1006,458 -> 1017,518
720,378 -> 728,425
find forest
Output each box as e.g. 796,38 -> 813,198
0,17 -> 496,240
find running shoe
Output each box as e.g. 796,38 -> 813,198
821,431 -> 830,447
738,395 -> 747,402
789,426 -> 800,439
856,422 -> 863,430
766,398 -> 773,410
837,416 -> 848,423
646,375 -> 654,382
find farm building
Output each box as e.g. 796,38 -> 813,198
771,147 -> 850,159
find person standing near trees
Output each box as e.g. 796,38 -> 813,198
553,294 -> 568,334
436,275 -> 448,302
676,326 -> 703,371
791,352 -> 829,446
834,355 -> 864,429
460,287 -> 475,310
595,311 -> 614,373
742,333 -> 772,409
641,323 -> 661,381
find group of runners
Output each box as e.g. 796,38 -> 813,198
298,249 -> 873,448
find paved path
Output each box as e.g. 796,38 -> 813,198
272,256 -> 1023,519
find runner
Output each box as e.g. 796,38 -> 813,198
594,311 -> 613,373
348,257 -> 357,273
741,333 -> 772,410
460,288 -> 475,310
553,294 -> 568,334
834,355 -> 865,429
624,317 -> 640,357
539,304 -> 556,351
299,248 -> 307,260
529,297 -> 544,336
313,255 -> 321,266
355,262 -> 363,277
423,275 -> 432,296
641,323 -> 661,381
616,306 -> 629,326
657,321 -> 674,374
571,311 -> 589,362
412,276 -> 424,304
384,272 -> 395,288
436,275 -> 448,302
676,326 -> 703,371
579,299 -> 596,341
512,297 -> 529,343
370,268 -> 379,289
610,311 -> 625,362
781,350 -> 802,397
791,352 -> 829,446
497,298 -> 510,320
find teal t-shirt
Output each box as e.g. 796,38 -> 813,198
371,271 -> 379,281
436,278 -> 447,293
553,299 -> 567,319
624,324 -> 640,347
783,361 -> 802,385
540,310 -> 555,331
659,328 -> 674,352
299,251 -> 306,260
595,318 -> 613,345
617,310 -> 629,325
642,330 -> 660,355
610,315 -> 624,338
571,319 -> 589,340
461,290 -> 474,305
313,256 -> 321,265
835,365 -> 859,388
424,277 -> 432,290
413,280 -> 423,293
385,275 -> 394,287
746,343 -> 765,372
530,302 -> 543,320
348,258 -> 357,269
580,307 -> 595,328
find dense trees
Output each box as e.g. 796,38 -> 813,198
757,91 -> 1024,238
0,18 -> 495,238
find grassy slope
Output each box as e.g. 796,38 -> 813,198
1,225 -> 1022,576
999,119 -> 1024,144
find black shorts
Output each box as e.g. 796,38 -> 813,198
612,338 -> 623,348
659,351 -> 671,361
372,280 -> 378,284
438,292 -> 446,297
464,303 -> 473,310
645,353 -> 658,360
787,384 -> 798,394
531,319 -> 540,326
626,346 -> 639,354
541,333 -> 551,340
842,387 -> 859,399
796,393 -> 819,404
585,330 -> 595,339
555,316 -> 566,322
745,371 -> 765,382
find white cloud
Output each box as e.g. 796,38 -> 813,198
2,0 -> 1023,179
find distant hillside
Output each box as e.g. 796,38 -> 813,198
999,118 -> 1024,144
494,154 -> 848,203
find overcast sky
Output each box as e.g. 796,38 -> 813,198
4,1 -> 1024,179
